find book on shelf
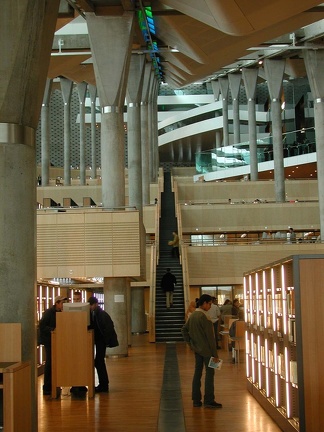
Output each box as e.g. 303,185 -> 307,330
287,290 -> 295,315
208,357 -> 223,370
275,293 -> 282,314
246,339 -> 250,355
280,353 -> 285,377
290,361 -> 298,385
276,316 -> 283,335
269,350 -> 274,369
288,318 -> 296,342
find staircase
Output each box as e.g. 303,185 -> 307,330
155,172 -> 185,342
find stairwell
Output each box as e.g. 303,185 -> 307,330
155,172 -> 185,342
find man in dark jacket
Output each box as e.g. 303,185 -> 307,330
160,268 -> 177,309
39,295 -> 67,395
88,296 -> 119,393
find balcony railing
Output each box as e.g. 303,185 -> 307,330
195,127 -> 315,174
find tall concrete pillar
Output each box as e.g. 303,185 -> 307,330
229,73 -> 242,144
178,140 -> 183,162
152,79 -> 160,181
219,77 -> 230,146
148,74 -> 155,182
89,84 -> 97,181
41,78 -> 52,186
242,68 -> 259,181
141,64 -> 152,205
126,54 -> 145,212
304,48 -> 324,240
148,77 -> 159,182
60,78 -> 73,186
77,82 -> 87,185
131,287 -> 147,333
0,1 -> 60,429
170,142 -> 175,161
126,55 -> 147,334
86,12 -> 135,355
211,80 -> 222,148
264,59 -> 286,202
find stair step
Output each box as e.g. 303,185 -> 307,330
155,171 -> 186,342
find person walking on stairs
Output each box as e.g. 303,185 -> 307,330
169,231 -> 179,258
160,268 -> 177,309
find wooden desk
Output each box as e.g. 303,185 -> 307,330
0,361 -> 31,432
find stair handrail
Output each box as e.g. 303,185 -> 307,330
148,241 -> 157,343
181,243 -> 190,316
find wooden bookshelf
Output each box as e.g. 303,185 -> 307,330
244,254 -> 324,432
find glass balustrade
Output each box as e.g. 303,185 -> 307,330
195,127 -> 315,174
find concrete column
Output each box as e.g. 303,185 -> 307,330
126,54 -> 145,212
170,142 -> 175,161
219,77 -> 229,146
187,143 -> 192,161
264,59 -> 286,202
304,48 -> 324,240
178,140 -> 183,162
229,73 -> 241,144
104,278 -> 130,355
131,287 -> 147,333
77,82 -> 87,185
148,74 -> 155,182
41,78 -> 52,186
242,68 -> 259,181
126,55 -> 147,335
86,12 -> 135,356
60,78 -> 73,186
141,64 -> 152,205
89,84 -> 97,181
211,80 -> 222,148
0,1 -> 60,429
152,80 -> 160,181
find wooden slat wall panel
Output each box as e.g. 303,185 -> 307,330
186,243 -> 324,285
175,179 -> 318,202
37,210 -> 141,278
180,202 -> 320,232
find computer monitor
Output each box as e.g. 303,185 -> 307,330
63,302 -> 90,326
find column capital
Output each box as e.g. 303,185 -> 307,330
102,106 -> 119,113
0,123 -> 35,147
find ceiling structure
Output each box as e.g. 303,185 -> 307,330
51,1 -> 324,170
53,0 -> 324,87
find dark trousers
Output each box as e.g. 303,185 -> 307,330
172,246 -> 179,258
95,339 -> 109,389
192,352 -> 215,405
43,343 -> 52,391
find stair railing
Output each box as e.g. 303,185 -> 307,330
181,243 -> 190,316
148,241 -> 157,342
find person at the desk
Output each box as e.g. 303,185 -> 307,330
39,295 -> 67,396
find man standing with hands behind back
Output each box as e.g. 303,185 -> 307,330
88,296 -> 119,393
182,294 -> 222,409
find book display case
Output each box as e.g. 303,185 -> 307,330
244,254 -> 324,432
